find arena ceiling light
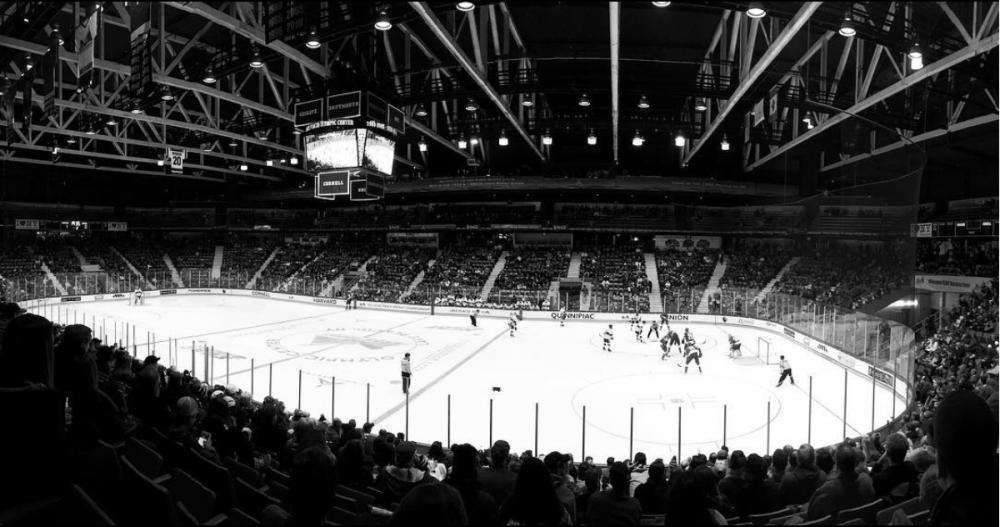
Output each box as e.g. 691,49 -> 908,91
802,111 -> 815,129
521,95 -> 534,107
249,47 -> 264,68
542,130 -> 553,146
456,2 -> 475,12
839,13 -> 856,37
720,134 -> 730,151
105,116 -> 117,126
587,129 -> 597,145
374,11 -> 392,31
694,98 -> 707,111
0,76 -> 8,97
202,66 -> 217,84
578,93 -> 591,107
674,132 -> 685,147
746,2 -> 766,19
908,42 -> 923,70
637,94 -> 650,109
415,103 -> 428,117
498,130 -> 509,146
66,136 -> 76,145
239,163 -> 248,171
130,101 -> 143,114
632,130 -> 644,146
85,125 -> 96,135
24,53 -> 33,70
160,87 -> 174,101
51,25 -> 64,45
458,134 -> 468,149
465,98 -> 478,111
305,27 -> 321,49
652,2 -> 671,6
290,157 -> 298,165
265,159 -> 273,167
418,137 -> 428,152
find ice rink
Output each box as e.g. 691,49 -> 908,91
28,295 -> 905,462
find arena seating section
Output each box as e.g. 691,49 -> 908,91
580,246 -> 651,312
354,247 -> 435,303
656,249 -> 719,313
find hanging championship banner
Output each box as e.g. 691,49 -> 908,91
753,99 -> 765,126
768,85 -> 780,123
168,148 -> 185,173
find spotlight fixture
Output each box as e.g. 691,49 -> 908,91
229,138 -> 239,147
694,98 -> 707,111
266,159 -> 274,167
652,1 -> 671,6
542,130 -> 553,146
202,66 -> 217,84
839,13 -> 856,37
465,98 -> 478,111
418,137 -> 428,152
374,11 -> 392,31
458,134 -> 468,149
66,136 -> 77,145
457,1 -> 475,12
160,87 -> 174,101
290,157 -> 298,165
157,158 -> 165,166
105,116 -> 117,126
638,94 -> 650,109
249,47 -> 264,68
746,2 -> 766,18
632,130 -> 644,147
521,96 -> 534,107
306,27 -> 321,49
239,163 -> 248,171
907,42 -> 922,59
720,134 -> 730,151
85,126 -> 96,135
415,103 -> 428,117
578,93 -> 591,107
910,55 -> 924,70
470,135 -> 479,146
24,54 -> 34,70
498,130 -> 509,146
131,101 -> 143,114
674,132 -> 685,147
587,129 -> 597,145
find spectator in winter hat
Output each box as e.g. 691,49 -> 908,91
374,442 -> 436,506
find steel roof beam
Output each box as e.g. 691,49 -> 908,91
164,1 -> 331,78
685,1 -> 822,164
410,2 -> 544,161
610,1 -> 620,165
748,32 -> 1000,170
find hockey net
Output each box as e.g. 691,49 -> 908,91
756,336 -> 775,365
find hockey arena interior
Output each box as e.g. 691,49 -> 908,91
0,2 -> 997,526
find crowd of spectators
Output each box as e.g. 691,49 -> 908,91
719,246 -> 792,291
494,249 -> 571,292
33,237 -> 81,273
775,244 -> 911,310
114,239 -> 172,286
428,205 -> 539,226
220,237 -> 280,287
580,246 -> 652,313
0,245 -> 45,300
656,249 -> 719,313
255,243 -> 325,291
281,243 -> 377,296
420,243 -> 502,302
916,239 -> 999,278
354,248 -> 435,303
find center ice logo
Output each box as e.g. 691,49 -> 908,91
267,327 -> 425,363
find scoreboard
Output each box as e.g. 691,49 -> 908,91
297,91 -> 402,202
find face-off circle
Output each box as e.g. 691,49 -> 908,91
271,327 -> 424,364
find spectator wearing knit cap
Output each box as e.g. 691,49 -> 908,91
929,390 -> 999,526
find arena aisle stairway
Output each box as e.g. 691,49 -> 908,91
69,246 -> 88,267
479,251 -> 509,302
246,247 -> 281,289
697,259 -> 728,313
40,263 -> 68,296
163,253 -> 185,288
281,250 -> 328,291
211,246 -> 224,279
754,257 -> 800,303
567,252 -> 582,278
109,246 -> 144,283
404,258 -> 434,298
644,252 -> 663,313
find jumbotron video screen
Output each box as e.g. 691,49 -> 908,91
304,128 -> 395,176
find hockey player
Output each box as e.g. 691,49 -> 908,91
470,309 -> 479,327
681,337 -> 703,374
508,312 -> 518,337
660,334 -> 672,360
647,319 -> 660,340
776,356 -> 795,387
134,287 -> 143,306
558,307 -> 567,327
728,335 -> 743,358
666,328 -> 681,355
634,320 -> 645,342
602,325 -> 614,352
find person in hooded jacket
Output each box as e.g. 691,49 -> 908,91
805,443 -> 875,520
374,441 -> 436,506
779,444 -> 828,506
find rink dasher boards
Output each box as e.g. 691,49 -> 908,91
25,293 -> 906,462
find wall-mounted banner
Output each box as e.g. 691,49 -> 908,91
914,274 -> 993,293
168,148 -> 185,173
15,219 -> 40,230
107,222 -> 128,232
